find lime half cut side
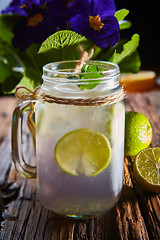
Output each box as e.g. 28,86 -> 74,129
134,147 -> 160,193
54,129 -> 111,176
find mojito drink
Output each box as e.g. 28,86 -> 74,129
35,100 -> 125,218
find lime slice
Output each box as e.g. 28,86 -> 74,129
133,147 -> 160,193
54,129 -> 111,176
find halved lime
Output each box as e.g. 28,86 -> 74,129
133,147 -> 160,193
54,129 -> 111,176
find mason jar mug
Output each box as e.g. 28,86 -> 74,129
12,60 -> 125,219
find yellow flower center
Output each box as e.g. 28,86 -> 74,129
66,0 -> 74,7
27,13 -> 44,27
89,15 -> 104,31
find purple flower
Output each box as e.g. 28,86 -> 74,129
68,0 -> 120,49
12,7 -> 52,50
1,0 -> 45,16
1,0 -> 120,51
2,0 -> 69,51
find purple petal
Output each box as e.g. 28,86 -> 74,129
102,16 -> 119,32
70,14 -> 89,33
92,31 -> 120,48
68,0 -> 92,16
92,0 -> 116,17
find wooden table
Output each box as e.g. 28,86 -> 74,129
0,91 -> 160,240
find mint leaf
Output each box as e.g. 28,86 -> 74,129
79,64 -> 103,90
81,65 -> 103,79
115,9 -> 129,21
38,30 -> 93,65
112,34 -> 140,64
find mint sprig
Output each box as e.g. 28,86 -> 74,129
78,64 -> 103,90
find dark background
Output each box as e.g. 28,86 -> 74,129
115,0 -> 160,70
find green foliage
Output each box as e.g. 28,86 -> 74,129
115,9 -> 129,21
0,41 -> 24,92
38,30 -> 93,65
0,9 -> 141,94
118,51 -> 141,73
112,34 -> 140,64
112,34 -> 141,72
0,14 -> 42,93
0,15 -> 23,45
115,9 -> 131,30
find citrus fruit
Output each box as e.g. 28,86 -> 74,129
54,129 -> 111,176
119,71 -> 156,92
125,111 -> 152,156
133,148 -> 160,193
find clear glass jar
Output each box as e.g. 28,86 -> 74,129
12,60 -> 125,219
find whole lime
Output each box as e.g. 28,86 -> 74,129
125,111 -> 152,156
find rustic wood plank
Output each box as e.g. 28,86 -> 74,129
0,93 -> 160,239
125,93 -> 160,240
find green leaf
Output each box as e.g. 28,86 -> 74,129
1,75 -> 21,93
78,64 -> 103,90
0,41 -> 24,90
115,9 -> 129,21
119,20 -> 132,30
112,34 -> 140,65
0,59 -> 11,83
22,51 -> 42,85
16,75 -> 35,91
0,15 -> 24,45
0,39 -> 42,93
115,9 -> 131,30
38,30 -> 93,64
8,75 -> 35,94
0,40 -> 24,69
119,51 -> 141,73
94,46 -> 115,61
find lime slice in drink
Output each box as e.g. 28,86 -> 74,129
54,129 -> 111,176
133,147 -> 160,193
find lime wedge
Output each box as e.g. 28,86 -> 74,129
54,129 -> 111,176
134,147 -> 160,193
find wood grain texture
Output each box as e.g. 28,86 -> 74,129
0,92 -> 160,239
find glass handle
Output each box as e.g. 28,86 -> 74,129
12,100 -> 37,179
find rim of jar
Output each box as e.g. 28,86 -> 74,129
42,60 -> 120,89
42,60 -> 120,79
